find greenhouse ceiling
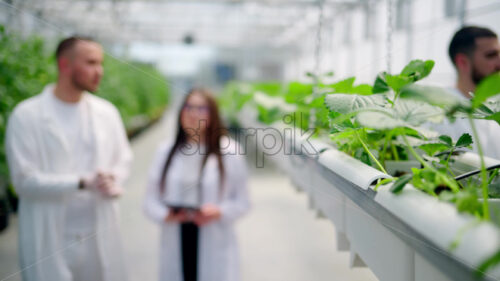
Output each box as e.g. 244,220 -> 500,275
4,0 -> 370,48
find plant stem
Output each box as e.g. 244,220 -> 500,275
402,135 -> 460,193
374,177 -> 396,191
355,130 -> 388,174
488,169 -> 499,185
381,131 -> 392,166
392,91 -> 400,108
445,148 -> 453,169
391,142 -> 400,161
468,116 -> 490,221
445,147 -> 458,179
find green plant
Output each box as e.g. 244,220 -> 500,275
324,60 -> 442,174
96,55 -> 170,132
0,26 -> 57,182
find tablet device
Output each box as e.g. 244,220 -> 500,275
168,204 -> 200,214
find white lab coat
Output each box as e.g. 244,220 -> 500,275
429,88 -> 500,160
5,85 -> 133,281
144,137 -> 250,281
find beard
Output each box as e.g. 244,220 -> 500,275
471,64 -> 489,86
71,72 -> 99,93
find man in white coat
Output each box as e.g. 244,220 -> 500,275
431,26 -> 500,159
5,37 -> 133,281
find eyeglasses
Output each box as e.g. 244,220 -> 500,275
182,104 -> 210,114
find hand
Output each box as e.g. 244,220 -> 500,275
82,172 -> 121,198
81,173 -> 100,191
193,204 -> 221,226
96,172 -> 121,198
104,185 -> 123,198
165,209 -> 189,223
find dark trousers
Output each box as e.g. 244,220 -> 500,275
181,222 -> 199,281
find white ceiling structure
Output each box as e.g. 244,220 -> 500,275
4,0 -> 369,48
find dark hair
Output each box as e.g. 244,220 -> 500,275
448,26 -> 497,65
159,88 -> 227,197
55,36 -> 96,59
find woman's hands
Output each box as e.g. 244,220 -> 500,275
164,204 -> 222,226
193,204 -> 221,226
164,209 -> 189,223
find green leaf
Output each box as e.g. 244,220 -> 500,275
285,82 -> 313,104
386,74 -> 411,93
358,100 -> 443,130
253,83 -> 283,97
476,249 -> 500,277
400,84 -> 468,109
472,72 -> 500,108
390,174 -> 413,193
256,105 -> 283,124
328,111 -> 356,131
356,110 -> 407,130
351,84 -> 373,95
330,77 -> 355,93
470,104 -> 494,120
410,167 -> 451,195
455,191 -> 481,215
373,72 -> 390,93
324,93 -> 387,114
456,133 -> 473,148
326,93 -> 443,131
439,135 -> 453,147
329,127 -> 359,140
400,60 -> 435,82
392,99 -> 444,125
486,112 -> 500,125
489,181 -> 500,198
482,95 -> 500,112
471,95 -> 500,124
372,60 -> 435,94
418,143 -> 450,156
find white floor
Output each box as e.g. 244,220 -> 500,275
0,114 -> 378,281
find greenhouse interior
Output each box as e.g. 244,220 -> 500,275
1,0 -> 500,280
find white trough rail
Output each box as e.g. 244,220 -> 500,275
237,111 -> 500,281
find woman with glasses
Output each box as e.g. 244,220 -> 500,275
144,88 -> 250,281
